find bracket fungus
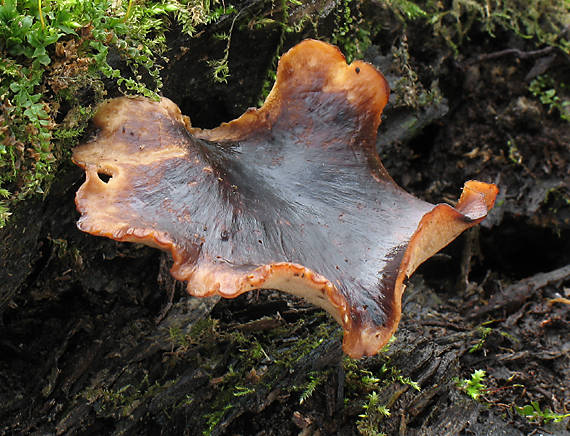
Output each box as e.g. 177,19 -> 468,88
73,40 -> 498,358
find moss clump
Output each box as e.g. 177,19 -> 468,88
84,376 -> 174,419
356,391 -> 390,436
0,0 -> 236,228
425,0 -> 569,54
342,338 -> 421,436
378,0 -> 569,54
196,313 -> 339,434
330,0 -> 379,63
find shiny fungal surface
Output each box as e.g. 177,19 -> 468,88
73,40 -> 498,357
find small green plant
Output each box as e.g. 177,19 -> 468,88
344,355 -> 420,436
360,371 -> 381,389
190,316 -> 219,339
357,391 -> 390,436
381,0 -> 427,21
298,371 -> 326,405
203,403 -> 233,436
516,401 -> 570,424
469,326 -> 493,353
529,75 -> 570,122
240,338 -> 270,361
233,385 -> 255,397
379,335 -> 396,353
168,326 -> 191,352
98,384 -> 134,413
394,373 -> 420,391
205,3 -> 238,83
455,369 -> 487,400
177,394 -> 194,408
208,29 -> 233,84
507,138 -> 523,165
376,362 -> 421,391
343,351 -> 420,404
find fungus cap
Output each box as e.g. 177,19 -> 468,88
73,40 -> 498,358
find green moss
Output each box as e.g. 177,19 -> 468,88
0,0 -> 237,229
381,0 -> 569,55
167,316 -> 220,358
390,36 -> 443,109
233,385 -> 255,397
296,371 -> 327,404
206,2 -> 239,84
272,321 -> 340,367
190,316 -> 219,339
357,391 -> 390,436
543,186 -> 570,212
168,326 -> 192,353
203,403 -> 233,436
469,326 -> 493,353
85,376 -> 174,418
200,365 -> 240,435
342,341 -> 421,436
507,138 -> 523,165
331,0 -> 376,63
344,353 -> 420,397
382,0 -> 427,21
196,313 -> 339,434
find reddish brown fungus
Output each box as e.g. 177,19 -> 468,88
73,40 -> 498,358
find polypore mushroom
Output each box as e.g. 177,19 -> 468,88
73,40 -> 498,358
